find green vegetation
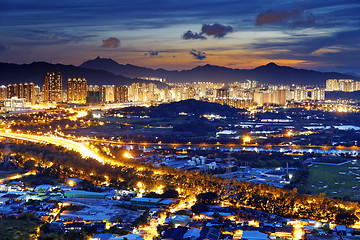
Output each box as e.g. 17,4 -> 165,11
0,218 -> 39,240
61,203 -> 86,211
307,162 -> 360,200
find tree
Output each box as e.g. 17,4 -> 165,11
162,189 -> 179,199
115,216 -> 123,223
197,192 -> 218,205
191,202 -> 208,215
23,160 -> 36,171
335,211 -> 359,226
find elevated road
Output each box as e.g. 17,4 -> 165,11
0,132 -> 106,164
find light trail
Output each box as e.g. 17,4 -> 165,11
0,171 -> 36,183
0,132 -> 106,164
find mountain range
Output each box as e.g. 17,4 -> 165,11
0,57 -> 358,88
80,57 -> 359,86
0,61 -> 166,88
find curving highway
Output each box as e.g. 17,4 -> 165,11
0,132 -> 106,164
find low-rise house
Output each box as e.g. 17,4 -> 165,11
198,227 -> 221,240
183,228 -> 201,240
92,221 -> 106,232
162,226 -> 188,240
241,230 -> 269,240
49,221 -> 64,233
130,197 -> 161,207
165,215 -> 190,227
91,233 -> 144,240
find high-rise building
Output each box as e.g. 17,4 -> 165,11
0,85 -> 6,100
6,84 -> 16,99
326,79 -> 354,92
23,82 -> 35,105
44,72 -> 62,102
67,78 -> 87,103
128,83 -> 140,102
276,89 -> 287,105
6,83 -> 35,105
215,88 -> 229,105
102,85 -> 115,103
326,79 -> 339,91
355,81 -> 360,91
309,87 -> 325,101
339,79 -> 354,92
34,85 -> 41,103
114,86 -> 128,103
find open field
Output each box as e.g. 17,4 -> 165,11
307,160 -> 360,200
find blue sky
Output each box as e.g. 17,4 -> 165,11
0,0 -> 359,74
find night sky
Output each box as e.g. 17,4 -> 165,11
0,0 -> 359,74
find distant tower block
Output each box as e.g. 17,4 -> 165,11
219,152 -> 239,203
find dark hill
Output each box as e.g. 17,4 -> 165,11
325,91 -> 360,101
149,99 -> 240,117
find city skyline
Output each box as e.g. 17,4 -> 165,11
0,0 -> 359,75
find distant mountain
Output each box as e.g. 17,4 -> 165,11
80,57 -> 359,85
0,61 -> 167,88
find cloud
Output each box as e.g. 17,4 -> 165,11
312,46 -> 345,56
182,23 -> 233,40
201,23 -> 233,38
182,30 -> 206,40
101,37 -> 120,48
0,44 -> 8,52
190,49 -> 206,60
256,8 -> 315,26
145,51 -> 159,56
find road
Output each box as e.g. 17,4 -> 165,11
0,171 -> 36,183
72,137 -> 360,154
0,132 -> 106,164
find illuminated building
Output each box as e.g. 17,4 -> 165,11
355,81 -> 360,91
253,87 -> 287,106
164,86 -> 169,102
23,82 -> 35,105
276,89 -> 287,105
114,86 -> 128,102
128,83 -> 140,101
34,85 -> 41,103
326,79 -> 339,91
67,78 -> 87,103
215,88 -> 229,105
88,85 -> 101,91
138,76 -> 166,82
102,85 -> 115,103
294,86 -> 307,102
6,82 -> 35,105
44,72 -> 62,102
339,79 -> 354,92
4,97 -> 25,111
6,83 -> 17,98
187,87 -> 195,99
326,79 -> 355,92
0,85 -> 6,100
309,87 -> 325,101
